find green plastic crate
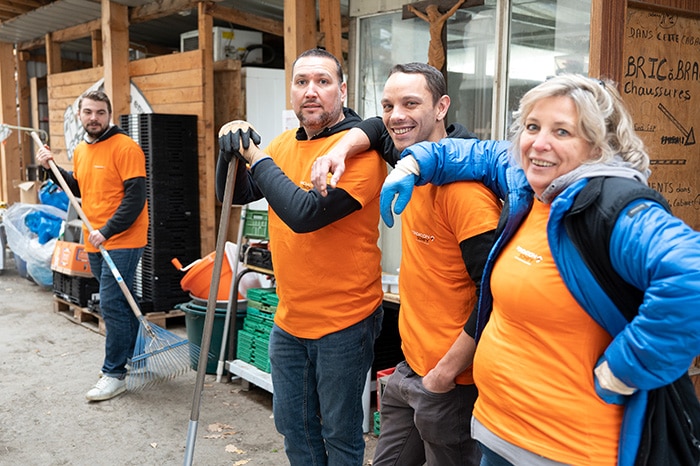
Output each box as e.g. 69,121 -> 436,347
243,210 -> 269,239
236,329 -> 271,373
251,356 -> 272,373
247,306 -> 276,320
243,316 -> 273,337
245,313 -> 274,329
246,287 -> 279,307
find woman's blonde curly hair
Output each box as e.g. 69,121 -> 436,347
509,74 -> 649,174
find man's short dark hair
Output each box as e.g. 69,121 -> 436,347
79,90 -> 112,114
388,63 -> 446,105
293,48 -> 344,83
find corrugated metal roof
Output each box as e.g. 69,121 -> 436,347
0,0 -> 102,44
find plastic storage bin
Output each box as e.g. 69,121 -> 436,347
243,210 -> 269,239
180,300 -> 245,374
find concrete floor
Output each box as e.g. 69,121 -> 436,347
0,246 -> 378,465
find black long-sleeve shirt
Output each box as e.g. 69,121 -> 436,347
215,108 -> 365,233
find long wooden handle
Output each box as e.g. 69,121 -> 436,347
30,131 -> 147,323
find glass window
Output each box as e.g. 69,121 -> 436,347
356,0 -> 591,138
357,4 -> 497,140
506,0 -> 591,131
355,0 -> 590,273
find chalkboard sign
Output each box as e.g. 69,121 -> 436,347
622,6 -> 699,229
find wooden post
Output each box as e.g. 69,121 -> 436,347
589,0 -> 627,82
16,51 -> 32,179
91,29 -> 103,67
284,0 -> 317,108
102,0 -> 130,120
198,3 -> 216,254
0,41 -> 21,204
45,33 -> 62,75
319,0 -> 343,63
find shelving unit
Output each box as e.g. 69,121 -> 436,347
226,358 -> 273,392
223,206 -> 403,433
225,203 -> 274,392
225,264 -> 274,392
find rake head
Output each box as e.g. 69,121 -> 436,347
127,322 -> 199,391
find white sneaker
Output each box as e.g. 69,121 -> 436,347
86,375 -> 126,401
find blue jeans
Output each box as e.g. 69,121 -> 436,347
88,248 -> 143,379
479,443 -> 514,466
373,361 -> 480,466
269,306 -> 384,466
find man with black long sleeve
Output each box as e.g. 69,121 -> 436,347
216,48 -> 386,465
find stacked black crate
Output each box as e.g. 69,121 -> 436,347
119,113 -> 201,312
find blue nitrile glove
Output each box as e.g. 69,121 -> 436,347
218,120 -> 262,164
594,357 -> 635,405
380,155 -> 420,227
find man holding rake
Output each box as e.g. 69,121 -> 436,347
36,90 -> 148,402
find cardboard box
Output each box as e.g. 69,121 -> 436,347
51,240 -> 92,277
16,180 -> 39,204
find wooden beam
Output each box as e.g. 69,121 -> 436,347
0,41 -> 21,204
102,0 -> 130,119
206,3 -> 284,37
589,0 -> 626,82
319,0 -> 343,62
130,0 -> 199,23
17,37 -> 44,52
284,0 -> 317,108
51,19 -> 101,43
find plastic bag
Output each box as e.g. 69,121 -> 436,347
39,179 -> 69,211
3,203 -> 66,287
24,210 -> 64,244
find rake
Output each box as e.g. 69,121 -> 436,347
31,131 -> 194,391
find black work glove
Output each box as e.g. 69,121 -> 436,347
218,120 -> 262,164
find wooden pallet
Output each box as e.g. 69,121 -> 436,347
53,296 -> 106,336
144,309 -> 185,329
53,296 -> 186,336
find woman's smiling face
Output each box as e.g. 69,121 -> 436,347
519,95 -> 597,197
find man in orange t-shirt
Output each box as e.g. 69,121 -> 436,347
372,64 -> 500,466
310,63 -> 501,466
216,48 -> 386,466
36,90 -> 148,402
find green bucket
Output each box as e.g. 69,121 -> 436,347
180,300 -> 245,374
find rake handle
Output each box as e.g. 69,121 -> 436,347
30,131 -> 148,326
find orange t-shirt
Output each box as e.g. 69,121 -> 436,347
73,132 -> 149,252
399,181 -> 500,384
264,129 -> 387,339
472,199 -> 623,465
